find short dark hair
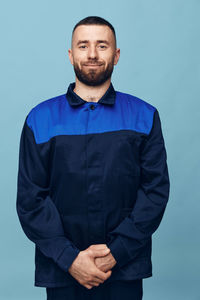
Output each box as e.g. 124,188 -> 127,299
71,16 -> 117,48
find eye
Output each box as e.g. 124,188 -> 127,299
99,45 -> 107,49
79,45 -> 87,49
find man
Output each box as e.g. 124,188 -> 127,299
16,16 -> 170,300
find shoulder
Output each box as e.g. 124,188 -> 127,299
116,90 -> 157,135
116,90 -> 156,112
25,94 -> 65,143
26,94 -> 64,129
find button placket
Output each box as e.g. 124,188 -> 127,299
86,102 -> 104,243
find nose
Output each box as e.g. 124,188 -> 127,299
87,45 -> 98,60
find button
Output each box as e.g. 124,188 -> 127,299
90,104 -> 95,110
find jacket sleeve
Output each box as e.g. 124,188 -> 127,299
16,116 -> 80,273
106,109 -> 170,269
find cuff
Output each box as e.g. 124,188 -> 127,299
56,244 -> 80,273
107,236 -> 132,269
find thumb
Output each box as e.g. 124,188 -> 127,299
90,248 -> 110,257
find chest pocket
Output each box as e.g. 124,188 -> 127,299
114,133 -> 140,176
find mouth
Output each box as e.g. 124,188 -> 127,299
84,64 -> 103,67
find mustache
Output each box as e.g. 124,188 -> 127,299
83,62 -> 103,66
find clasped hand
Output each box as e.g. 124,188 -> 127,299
68,244 -> 117,290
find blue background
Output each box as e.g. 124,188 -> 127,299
0,0 -> 199,299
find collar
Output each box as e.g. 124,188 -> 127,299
65,82 -> 116,107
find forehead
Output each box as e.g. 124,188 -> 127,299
73,25 -> 114,44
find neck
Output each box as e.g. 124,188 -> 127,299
73,78 -> 111,103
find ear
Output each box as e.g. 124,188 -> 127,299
114,48 -> 120,65
68,49 -> 74,66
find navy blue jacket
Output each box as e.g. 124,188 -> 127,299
16,82 -> 170,288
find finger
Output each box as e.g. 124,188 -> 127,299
90,281 -> 100,287
85,284 -> 93,289
106,270 -> 112,279
94,267 -> 112,281
93,276 -> 104,284
104,270 -> 112,280
90,244 -> 109,250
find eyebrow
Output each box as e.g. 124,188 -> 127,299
76,40 -> 110,46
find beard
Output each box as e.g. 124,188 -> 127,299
73,59 -> 115,86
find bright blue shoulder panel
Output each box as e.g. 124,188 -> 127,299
26,92 -> 156,144
116,91 -> 156,135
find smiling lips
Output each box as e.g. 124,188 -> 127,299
84,64 -> 103,67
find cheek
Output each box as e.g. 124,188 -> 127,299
73,52 -> 86,63
102,53 -> 115,64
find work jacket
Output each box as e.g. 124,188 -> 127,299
16,82 -> 170,288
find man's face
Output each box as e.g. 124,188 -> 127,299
68,25 -> 120,86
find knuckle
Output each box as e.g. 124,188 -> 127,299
87,276 -> 93,281
90,271 -> 95,277
87,249 -> 92,256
